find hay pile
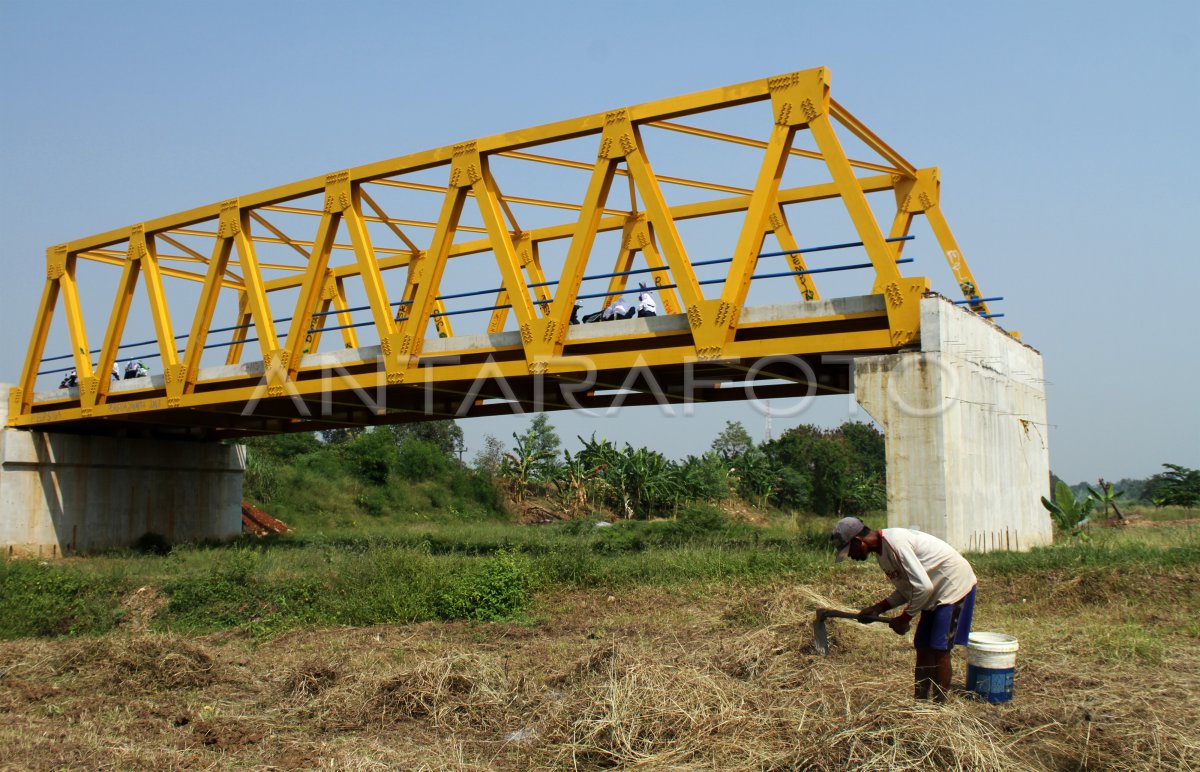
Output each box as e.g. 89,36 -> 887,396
1,583 -> 1198,769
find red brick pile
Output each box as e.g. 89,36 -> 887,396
241,501 -> 291,536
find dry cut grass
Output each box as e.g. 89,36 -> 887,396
2,572 -> 1199,770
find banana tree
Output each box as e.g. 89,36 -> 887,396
1086,478 -> 1126,523
554,449 -> 605,512
500,432 -> 555,501
1041,480 -> 1094,540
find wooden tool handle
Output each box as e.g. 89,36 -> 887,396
816,608 -> 893,624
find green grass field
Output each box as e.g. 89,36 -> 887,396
3,507 -> 1196,640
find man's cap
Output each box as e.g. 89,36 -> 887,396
831,516 -> 866,561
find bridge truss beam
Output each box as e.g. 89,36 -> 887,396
9,67 -> 992,438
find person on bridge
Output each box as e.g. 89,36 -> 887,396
636,282 -> 657,317
831,516 -> 977,702
59,369 -> 78,389
602,294 -> 633,321
124,360 -> 149,379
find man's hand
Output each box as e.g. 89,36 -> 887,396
857,603 -> 887,624
889,612 -> 913,635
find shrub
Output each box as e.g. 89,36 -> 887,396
355,487 -> 392,517
435,549 -> 535,621
0,560 -> 126,638
395,438 -> 449,481
536,541 -> 596,585
674,503 -> 727,534
244,450 -> 284,503
458,468 -> 504,513
331,549 -> 440,624
341,429 -> 398,486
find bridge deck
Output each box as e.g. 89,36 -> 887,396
23,296 -> 890,440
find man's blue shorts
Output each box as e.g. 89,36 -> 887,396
913,586 -> 976,651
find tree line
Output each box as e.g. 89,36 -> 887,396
473,415 -> 885,519
242,416 -> 888,523
243,415 -> 1198,526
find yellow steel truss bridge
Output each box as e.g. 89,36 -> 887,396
9,67 -> 997,440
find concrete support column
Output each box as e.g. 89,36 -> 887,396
854,297 -> 1052,552
2,384 -> 245,557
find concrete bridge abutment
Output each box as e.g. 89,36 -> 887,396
1,385 -> 245,557
854,297 -> 1052,552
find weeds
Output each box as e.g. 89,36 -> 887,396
0,560 -> 126,637
435,550 -> 535,622
4,516 -> 1199,641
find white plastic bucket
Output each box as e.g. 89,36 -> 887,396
965,632 -> 1018,704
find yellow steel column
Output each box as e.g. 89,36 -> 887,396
54,247 -> 100,408
804,93 -> 903,291
886,209 -> 915,259
486,288 -> 510,333
720,118 -> 796,315
809,114 -> 904,290
178,202 -> 237,397
284,174 -> 346,378
630,219 -> 683,315
473,156 -> 540,370
395,260 -> 451,338
618,114 -> 709,354
896,168 -> 989,313
432,298 -> 454,338
621,133 -> 704,311
926,204 -> 986,309
344,180 -> 403,377
91,234 -> 143,407
333,277 -> 360,349
12,258 -> 64,418
308,275 -> 359,351
224,292 -> 252,365
519,234 -> 552,315
396,147 -> 470,375
601,223 -> 638,313
474,157 -> 535,326
683,91 -> 800,356
525,147 -> 618,363
805,72 -> 928,346
769,204 -> 819,301
136,228 -> 180,388
306,276 -> 335,353
230,207 -> 281,375
488,233 -> 548,334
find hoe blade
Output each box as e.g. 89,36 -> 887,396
811,608 -> 888,656
813,610 -> 830,656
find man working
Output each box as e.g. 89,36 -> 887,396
831,516 -> 977,702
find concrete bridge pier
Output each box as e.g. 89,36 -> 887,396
854,297 -> 1052,552
1,385 -> 245,557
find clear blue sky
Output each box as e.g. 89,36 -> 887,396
1,0 -> 1197,483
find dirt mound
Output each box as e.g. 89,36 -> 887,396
520,502 -> 567,524
717,497 -> 769,526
